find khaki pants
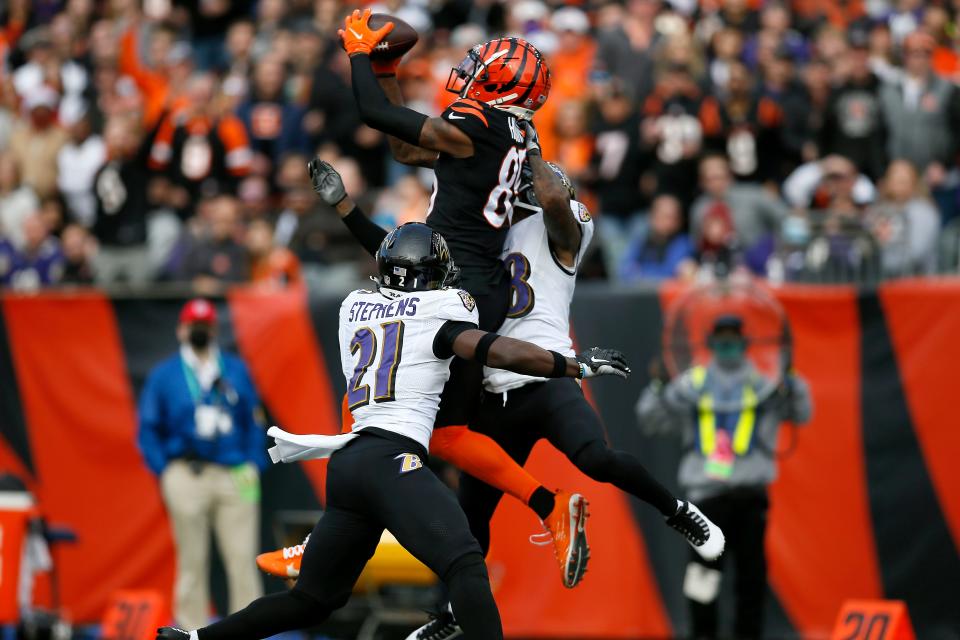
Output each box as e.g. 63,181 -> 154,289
160,460 -> 263,630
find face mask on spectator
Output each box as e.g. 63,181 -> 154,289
782,217 -> 811,245
188,325 -> 213,350
711,338 -> 746,370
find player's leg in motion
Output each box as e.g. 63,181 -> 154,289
172,448 -> 384,640
257,396 -> 562,578
367,432 -> 504,640
457,389 -> 589,587
537,379 -> 724,559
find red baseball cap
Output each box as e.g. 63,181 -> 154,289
179,298 -> 217,325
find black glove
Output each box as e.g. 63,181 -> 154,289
520,120 -> 541,157
157,627 -> 191,640
575,347 -> 630,379
307,158 -> 347,206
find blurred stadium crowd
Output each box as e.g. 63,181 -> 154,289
3,0 -> 960,291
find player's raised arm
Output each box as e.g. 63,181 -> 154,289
340,9 -> 474,159
434,321 -> 630,380
308,158 -> 385,256
523,123 -> 583,267
376,74 -> 440,168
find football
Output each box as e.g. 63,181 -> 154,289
367,13 -> 419,60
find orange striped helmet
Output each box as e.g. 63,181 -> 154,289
445,37 -> 551,120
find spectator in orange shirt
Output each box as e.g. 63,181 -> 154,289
149,72 -> 253,218
553,100 -> 593,183
536,7 -> 596,161
246,217 -> 301,288
119,22 -> 191,129
925,5 -> 960,81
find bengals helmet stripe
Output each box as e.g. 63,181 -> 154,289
445,37 -> 551,120
514,54 -> 543,106
499,40 -> 527,93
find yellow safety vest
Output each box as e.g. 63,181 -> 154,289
690,365 -> 758,456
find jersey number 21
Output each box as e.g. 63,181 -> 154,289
348,320 -> 405,410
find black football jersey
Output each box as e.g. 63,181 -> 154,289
427,98 -> 526,295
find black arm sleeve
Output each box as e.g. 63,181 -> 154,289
350,54 -> 428,146
433,321 -> 478,359
342,206 -> 388,257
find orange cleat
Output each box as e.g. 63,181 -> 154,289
256,535 -> 309,579
532,491 -> 590,588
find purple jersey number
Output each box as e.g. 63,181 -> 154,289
505,252 -> 535,318
347,320 -> 405,410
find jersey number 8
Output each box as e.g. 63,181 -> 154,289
347,320 -> 405,410
505,253 -> 534,318
483,147 -> 527,228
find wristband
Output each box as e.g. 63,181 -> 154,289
548,351 -> 568,378
475,333 -> 500,365
372,58 -> 401,77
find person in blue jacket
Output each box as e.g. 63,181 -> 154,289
619,194 -> 696,282
138,298 -> 266,630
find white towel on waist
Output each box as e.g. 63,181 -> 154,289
267,426 -> 359,464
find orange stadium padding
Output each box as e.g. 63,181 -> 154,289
768,287 -> 883,634
879,279 -> 960,551
831,600 -> 916,640
2,293 -> 175,622
0,496 -> 33,623
100,589 -> 169,640
228,286 -> 340,504
1,285 -> 958,635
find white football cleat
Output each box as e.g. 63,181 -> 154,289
666,500 -> 725,561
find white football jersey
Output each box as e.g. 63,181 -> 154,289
484,200 -> 595,393
339,286 -> 479,450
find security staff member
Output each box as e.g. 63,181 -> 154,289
138,299 -> 266,630
637,315 -> 812,640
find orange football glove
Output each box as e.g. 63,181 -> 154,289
338,8 -> 394,57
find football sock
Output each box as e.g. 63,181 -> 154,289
444,553 -> 504,640
429,425 -> 543,505
197,590 -> 330,640
528,486 -> 556,520
571,439 -> 678,516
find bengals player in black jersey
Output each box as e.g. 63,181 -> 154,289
334,10 -> 598,592
340,9 -> 550,306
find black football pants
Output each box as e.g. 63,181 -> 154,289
197,429 -> 502,640
460,378 -> 678,553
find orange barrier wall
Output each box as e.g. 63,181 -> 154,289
0,282 -> 957,638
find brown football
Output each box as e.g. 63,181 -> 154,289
362,14 -> 419,60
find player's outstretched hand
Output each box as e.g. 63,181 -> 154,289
520,120 -> 541,157
307,158 -> 347,206
339,8 -> 394,57
576,347 -> 631,379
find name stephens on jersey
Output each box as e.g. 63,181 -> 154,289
346,296 -> 421,323
339,287 -> 478,450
